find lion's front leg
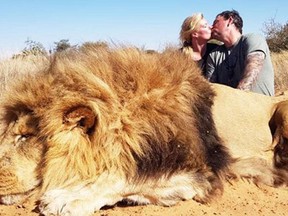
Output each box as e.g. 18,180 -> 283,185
38,176 -> 126,216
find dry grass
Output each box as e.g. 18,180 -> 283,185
271,50 -> 288,94
0,55 -> 49,97
0,50 -> 287,96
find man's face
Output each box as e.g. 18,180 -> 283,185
211,15 -> 228,41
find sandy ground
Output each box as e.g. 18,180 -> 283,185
0,180 -> 287,216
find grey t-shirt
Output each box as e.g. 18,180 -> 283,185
206,33 -> 274,96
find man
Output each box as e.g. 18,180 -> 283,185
206,10 -> 274,96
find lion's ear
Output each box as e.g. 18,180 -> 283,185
64,106 -> 96,134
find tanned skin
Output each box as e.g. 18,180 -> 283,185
237,51 -> 265,91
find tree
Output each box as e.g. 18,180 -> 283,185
54,39 -> 73,52
13,38 -> 47,58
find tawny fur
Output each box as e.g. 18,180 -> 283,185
212,84 -> 288,186
0,55 -> 50,204
270,100 -> 288,170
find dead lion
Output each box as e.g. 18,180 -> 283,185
0,47 -> 287,216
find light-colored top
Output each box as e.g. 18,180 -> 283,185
206,33 -> 274,96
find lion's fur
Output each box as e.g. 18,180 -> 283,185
269,100 -> 288,170
0,55 -> 50,205
0,47 -> 288,215
37,48 -> 229,191
211,84 -> 287,185
212,84 -> 276,158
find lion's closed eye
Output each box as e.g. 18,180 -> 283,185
10,113 -> 38,145
14,134 -> 32,145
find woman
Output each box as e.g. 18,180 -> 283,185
179,13 -> 218,74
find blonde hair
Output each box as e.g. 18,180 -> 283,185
179,13 -> 203,55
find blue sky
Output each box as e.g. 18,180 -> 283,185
0,0 -> 287,57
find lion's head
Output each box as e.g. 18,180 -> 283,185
0,110 -> 41,204
0,56 -> 50,204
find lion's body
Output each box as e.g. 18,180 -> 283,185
213,84 -> 288,180
213,84 -> 275,158
0,48 -> 287,216
211,84 -> 288,185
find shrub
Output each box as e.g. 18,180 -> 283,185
262,19 -> 288,52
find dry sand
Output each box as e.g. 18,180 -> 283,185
0,180 -> 287,216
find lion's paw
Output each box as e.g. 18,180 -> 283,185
38,189 -> 95,216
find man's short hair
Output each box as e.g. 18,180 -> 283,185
217,10 -> 243,34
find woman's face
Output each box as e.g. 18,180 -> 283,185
193,18 -> 212,41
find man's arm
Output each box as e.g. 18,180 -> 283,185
237,51 -> 265,91
205,55 -> 217,82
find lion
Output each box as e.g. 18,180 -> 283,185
0,47 -> 287,216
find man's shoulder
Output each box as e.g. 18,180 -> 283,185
241,33 -> 269,53
242,33 -> 266,43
